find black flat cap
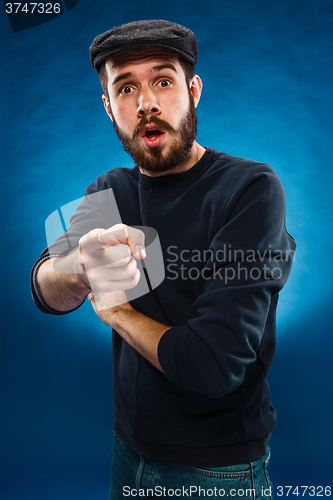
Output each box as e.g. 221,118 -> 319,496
89,19 -> 198,73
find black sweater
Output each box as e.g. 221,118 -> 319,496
31,148 -> 296,467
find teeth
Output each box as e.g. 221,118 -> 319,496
145,127 -> 163,141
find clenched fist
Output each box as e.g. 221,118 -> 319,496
78,223 -> 146,294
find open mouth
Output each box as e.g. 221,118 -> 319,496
145,129 -> 163,140
140,124 -> 166,148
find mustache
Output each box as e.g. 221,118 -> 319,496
132,116 -> 176,139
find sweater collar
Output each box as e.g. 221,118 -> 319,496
138,147 -> 217,188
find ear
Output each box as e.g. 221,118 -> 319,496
102,94 -> 113,122
190,75 -> 203,108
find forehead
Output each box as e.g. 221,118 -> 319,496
105,47 -> 182,77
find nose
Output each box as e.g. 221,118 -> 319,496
136,87 -> 161,118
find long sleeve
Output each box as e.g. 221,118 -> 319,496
157,166 -> 296,398
30,169 -> 132,314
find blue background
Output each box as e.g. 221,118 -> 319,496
1,0 -> 332,498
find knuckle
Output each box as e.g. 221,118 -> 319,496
79,234 -> 88,247
127,269 -> 140,288
115,244 -> 131,262
111,223 -> 126,232
79,228 -> 104,247
117,262 -> 136,280
126,258 -> 138,277
133,270 -> 141,286
115,255 -> 132,266
88,228 -> 104,240
130,226 -> 143,237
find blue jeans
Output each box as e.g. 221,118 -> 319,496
109,434 -> 273,499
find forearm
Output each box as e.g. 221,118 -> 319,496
36,253 -> 90,312
115,308 -> 170,371
90,295 -> 170,372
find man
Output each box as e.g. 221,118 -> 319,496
31,20 -> 296,498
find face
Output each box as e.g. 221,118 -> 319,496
102,49 -> 202,174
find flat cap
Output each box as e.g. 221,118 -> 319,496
89,19 -> 198,73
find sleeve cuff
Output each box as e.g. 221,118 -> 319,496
30,254 -> 86,315
157,327 -> 178,381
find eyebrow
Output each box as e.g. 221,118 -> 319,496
111,63 -> 178,87
151,63 -> 178,73
112,72 -> 133,86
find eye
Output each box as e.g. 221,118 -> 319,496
157,79 -> 171,88
119,85 -> 134,95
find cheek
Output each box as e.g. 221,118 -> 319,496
112,101 -> 136,133
165,94 -> 190,122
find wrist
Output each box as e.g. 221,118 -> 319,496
110,302 -> 135,333
73,266 -> 91,293
54,248 -> 91,293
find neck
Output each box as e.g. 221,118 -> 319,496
138,142 -> 206,177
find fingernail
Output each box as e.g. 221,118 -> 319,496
135,245 -> 146,259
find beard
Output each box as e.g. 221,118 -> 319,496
110,92 -> 198,174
